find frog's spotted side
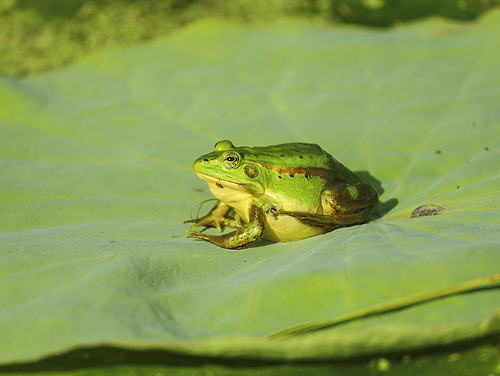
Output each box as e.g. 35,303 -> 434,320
184,140 -> 378,249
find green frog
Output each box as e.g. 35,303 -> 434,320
185,140 -> 378,249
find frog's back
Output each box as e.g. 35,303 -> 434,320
241,142 -> 361,184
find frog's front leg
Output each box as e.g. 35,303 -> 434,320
184,201 -> 241,232
281,181 -> 378,229
186,202 -> 265,249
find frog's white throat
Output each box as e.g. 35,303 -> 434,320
195,173 -> 257,218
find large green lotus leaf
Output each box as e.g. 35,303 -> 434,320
1,9 -> 500,370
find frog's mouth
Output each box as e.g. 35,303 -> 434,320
195,172 -> 247,189
195,172 -> 264,195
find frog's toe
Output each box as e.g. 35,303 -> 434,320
188,217 -> 223,232
213,221 -> 223,232
185,229 -> 205,238
186,230 -> 220,243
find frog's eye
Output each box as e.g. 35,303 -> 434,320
222,152 -> 240,169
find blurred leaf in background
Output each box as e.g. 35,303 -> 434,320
0,0 -> 499,76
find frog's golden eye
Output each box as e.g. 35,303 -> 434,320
222,152 -> 240,169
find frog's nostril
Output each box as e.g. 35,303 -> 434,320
203,158 -> 209,162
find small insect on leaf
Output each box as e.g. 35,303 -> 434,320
411,205 -> 445,218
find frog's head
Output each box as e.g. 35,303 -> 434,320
192,140 -> 265,195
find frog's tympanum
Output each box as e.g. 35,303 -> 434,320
185,140 -> 378,249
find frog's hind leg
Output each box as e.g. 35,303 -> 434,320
320,181 -> 378,223
280,181 -> 378,229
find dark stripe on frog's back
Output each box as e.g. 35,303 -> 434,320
242,143 -> 361,184
249,162 -> 358,183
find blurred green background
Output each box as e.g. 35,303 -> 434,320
1,0 -> 499,77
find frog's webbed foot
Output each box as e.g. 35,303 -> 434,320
184,216 -> 241,232
184,201 -> 241,232
186,204 -> 265,249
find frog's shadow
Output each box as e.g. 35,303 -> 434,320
355,170 -> 398,219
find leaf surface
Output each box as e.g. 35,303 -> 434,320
0,11 -> 499,369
